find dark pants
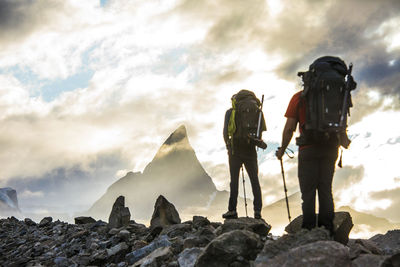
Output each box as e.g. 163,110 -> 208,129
298,145 -> 338,233
228,153 -> 262,212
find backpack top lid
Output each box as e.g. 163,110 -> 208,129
231,89 -> 260,107
309,56 -> 348,76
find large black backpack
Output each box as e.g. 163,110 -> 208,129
228,90 -> 265,145
297,56 -> 356,148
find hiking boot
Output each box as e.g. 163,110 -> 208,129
222,210 -> 238,219
254,211 -> 262,219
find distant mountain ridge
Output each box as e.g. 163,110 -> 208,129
0,187 -> 21,217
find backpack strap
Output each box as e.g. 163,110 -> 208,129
227,99 -> 237,154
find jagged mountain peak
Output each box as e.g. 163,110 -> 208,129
89,125 -> 217,220
164,125 -> 187,145
151,125 -> 193,162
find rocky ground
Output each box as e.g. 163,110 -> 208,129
0,195 -> 399,267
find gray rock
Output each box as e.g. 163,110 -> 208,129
54,256 -> 76,267
285,211 -> 353,244
126,235 -> 172,265
132,246 -> 173,267
195,230 -> 263,267
108,196 -> 131,229
333,212 -> 354,245
348,238 -> 384,259
382,252 -> 400,267
216,217 -> 271,237
106,242 -> 128,257
109,228 -> 120,235
74,216 -> 96,225
160,223 -> 192,238
117,229 -> 130,241
256,240 -> 351,267
254,227 -> 331,264
39,217 -> 53,227
24,218 -> 37,226
178,247 -> 203,267
192,216 -> 210,229
351,254 -> 388,267
183,226 -> 216,249
150,195 -> 181,230
370,230 -> 400,255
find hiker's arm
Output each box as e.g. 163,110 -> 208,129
276,118 -> 297,160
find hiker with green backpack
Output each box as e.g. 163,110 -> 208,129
276,56 -> 357,235
223,89 -> 267,219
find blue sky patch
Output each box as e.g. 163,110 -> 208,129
0,66 -> 94,102
0,46 -> 98,102
40,69 -> 94,102
152,48 -> 187,76
100,0 -> 108,7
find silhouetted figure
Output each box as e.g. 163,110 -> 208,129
276,56 -> 356,234
223,89 -> 266,219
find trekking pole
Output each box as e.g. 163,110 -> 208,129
278,147 -> 294,223
241,165 -> 248,217
280,159 -> 291,223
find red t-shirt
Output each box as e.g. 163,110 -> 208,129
285,91 -> 306,132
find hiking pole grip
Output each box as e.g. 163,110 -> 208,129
280,159 -> 291,222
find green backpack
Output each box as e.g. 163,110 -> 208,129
228,90 -> 266,149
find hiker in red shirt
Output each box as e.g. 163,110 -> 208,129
276,91 -> 338,234
276,56 -> 356,235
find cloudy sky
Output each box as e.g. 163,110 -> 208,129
0,0 -> 399,224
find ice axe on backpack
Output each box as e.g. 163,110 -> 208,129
339,63 -> 355,129
277,147 -> 294,223
249,95 -> 267,149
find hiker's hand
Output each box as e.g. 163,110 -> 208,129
226,144 -> 232,155
275,147 -> 285,160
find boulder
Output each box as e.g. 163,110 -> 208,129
192,216 -> 210,229
106,242 -> 129,257
333,212 -> 354,245
256,240 -> 351,267
74,216 -> 96,225
285,211 -> 353,244
108,196 -> 131,229
150,195 -> 181,230
370,230 -> 400,255
24,218 -> 37,226
160,223 -> 192,238
195,230 -> 263,267
132,246 -> 173,267
39,216 -> 53,227
254,227 -> 332,264
183,226 -> 216,249
382,252 -> 400,267
216,217 -> 271,237
348,239 -> 383,259
126,235 -> 172,265
178,247 -> 204,267
351,254 -> 388,267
